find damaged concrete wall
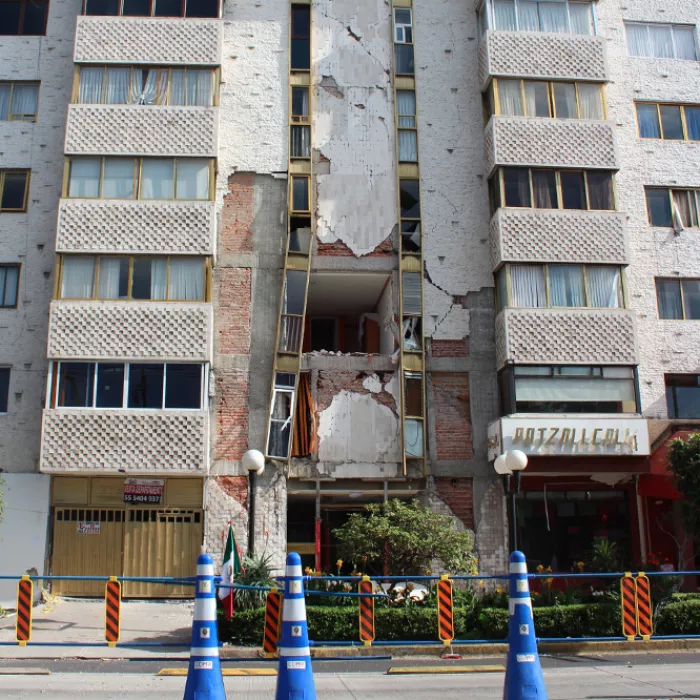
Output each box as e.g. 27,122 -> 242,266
376,276 -> 396,356
312,0 -> 397,256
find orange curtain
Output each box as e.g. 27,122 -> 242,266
292,373 -> 317,457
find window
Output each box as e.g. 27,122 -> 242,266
656,278 -> 700,320
77,67 -> 215,106
498,263 -> 622,310
397,90 -> 418,162
290,86 -> 310,159
0,82 -> 39,121
83,0 -> 220,18
491,168 -> 614,215
490,79 -> 604,120
500,365 -> 638,414
267,372 -> 296,458
626,22 -> 697,60
291,4 -> 310,70
645,187 -> 700,228
66,158 -> 211,201
635,102 -> 700,141
0,367 -> 8,413
666,375 -> 700,418
487,0 -> 595,35
0,0 -> 48,35
393,8 -> 414,75
290,176 -> 309,212
0,265 -> 19,308
399,179 -> 421,254
53,361 -> 205,409
58,255 -> 208,301
0,170 -> 30,212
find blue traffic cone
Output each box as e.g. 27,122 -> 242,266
275,552 -> 316,700
183,552 -> 227,700
503,551 -> 548,700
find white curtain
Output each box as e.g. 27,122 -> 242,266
650,24 -> 674,58
524,81 -> 549,117
69,159 -> 101,198
532,170 -> 557,208
402,272 -> 421,314
168,258 -> 205,300
673,26 -> 698,60
586,266 -> 621,308
61,257 -> 95,299
510,265 -> 546,307
518,1 -> 539,31
141,159 -> 174,199
12,84 -> 39,119
498,80 -> 523,116
673,190 -> 698,227
626,23 -> 650,57
0,84 -> 10,120
102,159 -> 134,199
578,84 -> 603,120
78,68 -> 104,104
130,69 -> 167,105
291,125 -> 311,158
398,130 -> 418,161
549,265 -> 585,306
187,69 -> 212,106
150,259 -> 168,300
169,70 -> 187,105
493,0 -> 516,30
397,90 -> 416,125
104,68 -> 131,104
517,376 -> 635,402
569,2 -> 593,35
553,82 -> 577,118
97,257 -> 125,298
539,2 -> 568,32
176,159 -> 209,199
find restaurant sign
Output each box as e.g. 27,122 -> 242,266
487,417 -> 650,461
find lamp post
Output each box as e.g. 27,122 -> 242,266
242,449 -> 265,557
494,449 -> 528,552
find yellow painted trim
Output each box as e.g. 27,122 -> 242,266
387,665 -> 505,674
158,668 -> 278,677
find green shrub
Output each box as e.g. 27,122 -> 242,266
533,604 -> 620,638
656,599 -> 700,635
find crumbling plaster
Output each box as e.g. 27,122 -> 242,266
597,0 -> 700,418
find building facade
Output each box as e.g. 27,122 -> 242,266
1,0 -> 699,589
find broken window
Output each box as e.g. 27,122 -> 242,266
291,5 -> 311,71
393,8 -> 414,75
267,373 -> 296,458
399,179 -> 421,254
279,270 -> 307,353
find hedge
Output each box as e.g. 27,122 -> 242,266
655,598 -> 700,635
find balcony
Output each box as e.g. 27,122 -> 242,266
55,199 -> 215,255
74,16 -> 223,66
485,116 -> 617,173
478,30 -> 606,88
495,308 -> 637,369
47,301 -> 213,362
490,208 -> 628,269
40,409 -> 208,473
65,105 -> 217,157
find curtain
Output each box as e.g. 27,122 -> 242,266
524,81 -> 549,117
587,266 -> 620,307
532,170 -> 557,208
553,82 -> 577,118
168,258 -> 205,300
498,80 -> 523,116
587,173 -> 614,210
626,23 -> 650,57
398,130 -> 418,161
0,85 -> 10,120
61,257 -> 95,298
673,26 -> 697,60
397,90 -> 416,125
102,159 -> 134,199
170,69 -> 186,105
97,257 -> 125,299
656,279 -> 683,319
291,125 -> 311,158
130,69 -> 167,105
636,103 -> 660,137
549,265 -> 585,306
69,158 -> 101,198
187,69 -> 212,106
493,0 -> 516,30
577,84 -> 603,120
176,159 -> 209,199
78,68 -> 104,104
510,265 -> 546,307
673,190 -> 698,228
104,68 -> 131,104
517,1 -> 539,31
150,259 -> 167,300
569,2 -> 593,35
516,376 -> 634,402
141,159 -> 174,199
539,2 -> 568,32
291,373 -> 316,457
12,84 -> 39,119
650,24 -> 674,58
685,107 -> 700,140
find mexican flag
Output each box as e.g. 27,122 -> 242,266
218,524 -> 242,619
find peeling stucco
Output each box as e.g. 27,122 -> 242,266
423,280 -> 471,340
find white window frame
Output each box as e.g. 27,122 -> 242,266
393,8 -> 413,44
265,372 -> 296,459
485,0 -> 598,36
625,21 -> 698,61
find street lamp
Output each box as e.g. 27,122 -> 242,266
242,449 -> 265,557
494,449 -> 528,552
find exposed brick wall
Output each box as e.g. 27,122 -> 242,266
221,172 -> 254,254
431,340 -> 469,358
215,371 -> 249,461
430,373 -> 473,460
316,238 -> 393,257
315,370 -> 398,414
216,475 -> 248,507
218,268 -> 251,355
434,477 -> 474,530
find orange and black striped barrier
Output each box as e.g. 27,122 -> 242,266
105,577 -> 121,645
16,575 -> 33,645
359,576 -> 375,646
262,588 -> 282,657
437,575 -> 454,645
635,573 -> 653,640
621,573 -> 637,640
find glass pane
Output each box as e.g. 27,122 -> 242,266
496,267 -> 508,311
405,419 -> 423,457
660,104 -> 684,140
656,279 -> 683,319
290,125 -> 311,158
84,0 -> 120,14
168,258 -> 205,300
102,159 -> 135,199
401,221 -> 421,253
11,84 -> 38,119
402,272 -> 422,314
61,256 -> 95,299
22,0 -> 47,34
685,106 -> 700,141
636,103 -> 661,138
281,269 -> 306,315
404,372 -> 423,416
0,3 -> 21,35
59,363 -> 95,408
560,171 -> 586,209
672,190 -> 698,228
154,0 -> 182,16
97,257 -> 129,299
69,159 -> 101,198
569,2 -> 593,35
127,364 -> 164,409
503,168 -> 531,207
185,0 -> 219,17
577,84 -> 603,120
510,265 -> 546,307
682,280 -> 700,320
292,87 -> 309,118
0,85 -> 9,120
95,363 -> 124,408
132,258 -> 167,300
104,67 -> 131,104
187,69 -> 212,106
553,83 -> 577,119
538,2 -> 568,33
291,5 -> 310,69
518,1 -> 539,31
0,368 -> 8,412
267,420 -> 292,457
395,44 -> 414,75
396,90 -> 416,123
626,23 -> 651,57
399,180 -> 420,218
672,386 -> 700,418
0,172 -> 28,209
141,159 -> 174,199
646,189 -> 672,226
176,159 -> 209,200
1,266 -> 19,307
587,172 -> 614,210
586,266 -> 621,308
524,81 -> 550,117
398,130 -> 418,161
497,80 -> 523,116
532,170 -> 558,208
165,364 -> 202,408
122,0 -> 151,16
292,177 -> 309,211
673,25 -> 697,61
78,67 -> 104,104
493,0 -> 516,30
549,264 -> 585,306
650,24 -> 674,58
